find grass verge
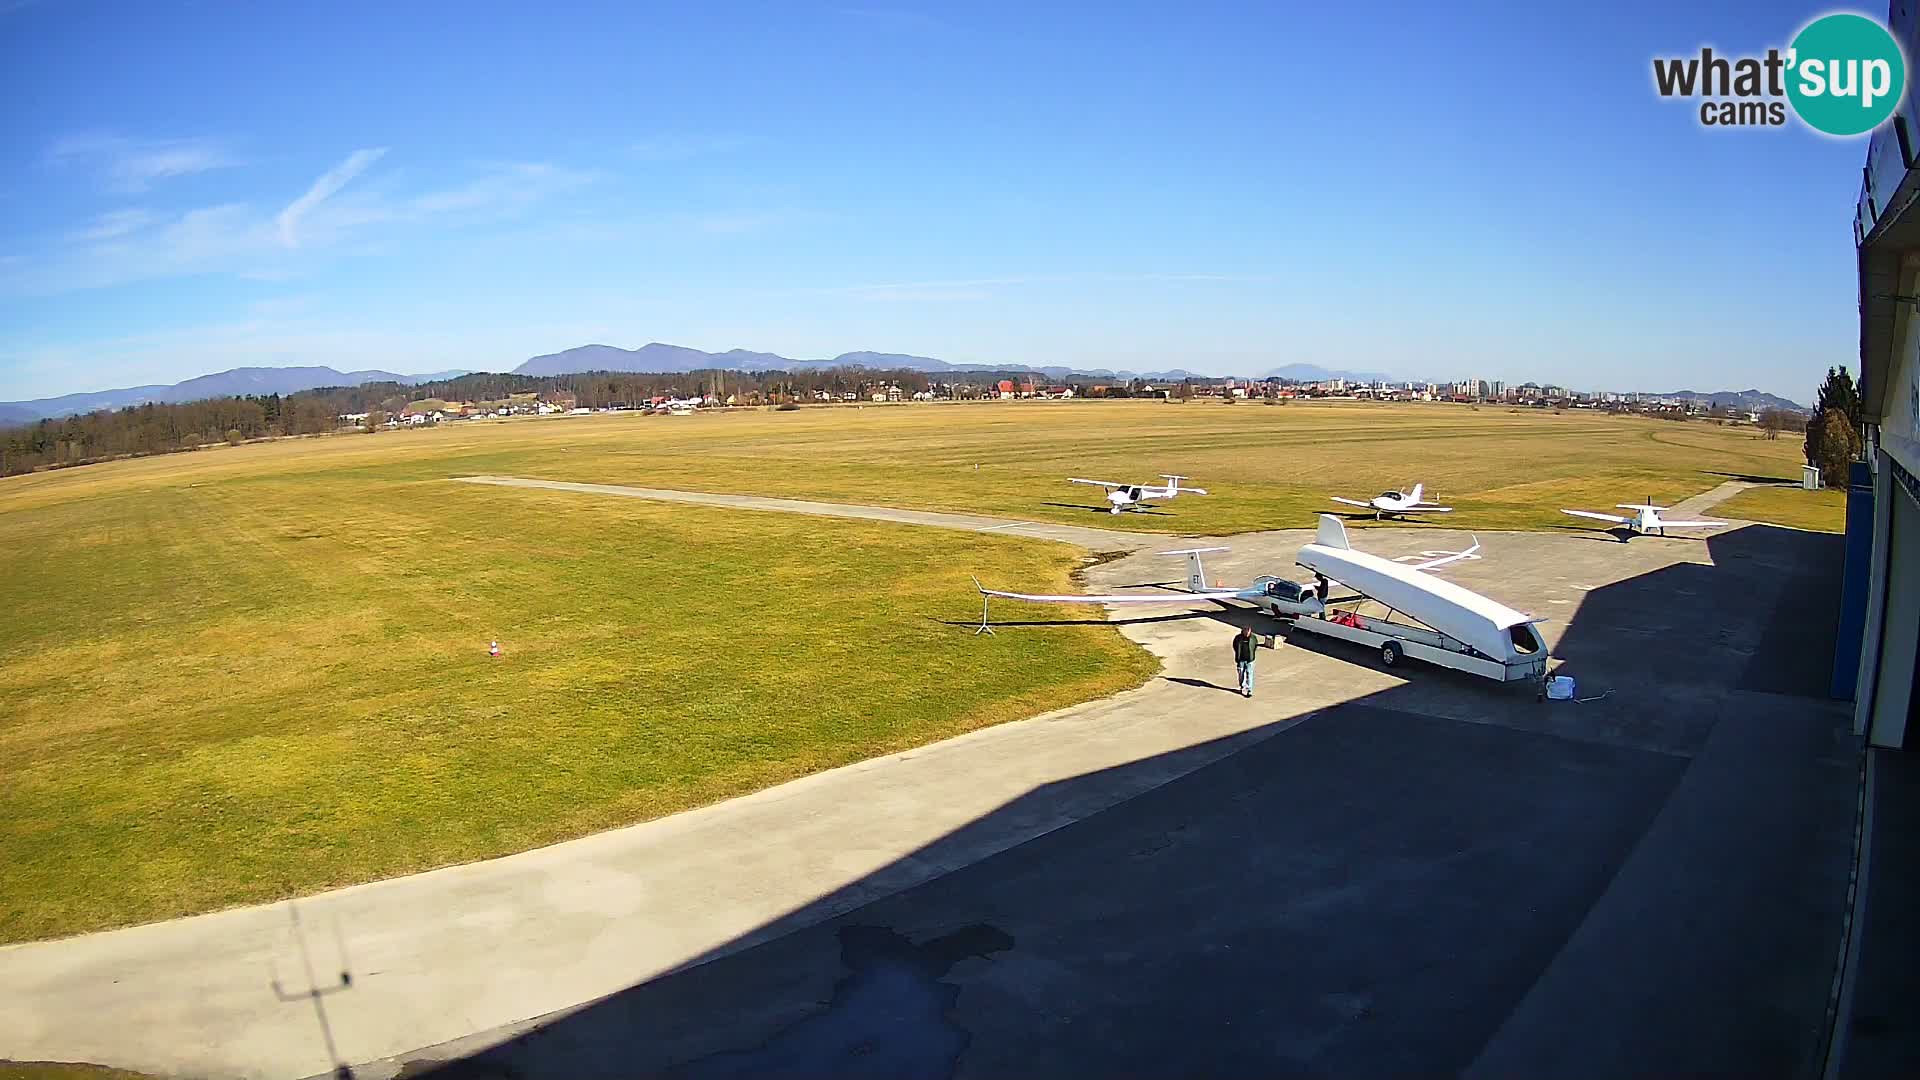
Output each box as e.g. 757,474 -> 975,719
1718,484 -> 1847,532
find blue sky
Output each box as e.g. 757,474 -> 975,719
0,0 -> 1874,402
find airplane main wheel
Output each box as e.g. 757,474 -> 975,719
1381,641 -> 1403,667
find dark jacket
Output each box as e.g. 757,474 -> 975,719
1233,631 -> 1258,663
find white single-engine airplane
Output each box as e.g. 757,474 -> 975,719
1330,483 -> 1452,519
1067,474 -> 1207,514
1560,498 -> 1723,539
970,547 -> 1322,633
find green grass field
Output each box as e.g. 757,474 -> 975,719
1718,484 -> 1848,532
501,400 -> 1806,534
0,399 -> 1808,943
0,457 -> 1152,943
3,400 -> 1808,533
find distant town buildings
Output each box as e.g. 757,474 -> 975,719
338,368 -> 1799,429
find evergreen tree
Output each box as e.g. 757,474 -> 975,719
1804,366 -> 1864,486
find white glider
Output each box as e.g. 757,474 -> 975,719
970,547 -> 1322,633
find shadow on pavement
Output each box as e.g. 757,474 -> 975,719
1159,676 -> 1240,695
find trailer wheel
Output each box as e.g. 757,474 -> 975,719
1381,641 -> 1403,667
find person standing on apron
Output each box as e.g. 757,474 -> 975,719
1233,625 -> 1259,698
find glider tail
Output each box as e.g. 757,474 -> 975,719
1315,513 -> 1352,550
1158,545 -> 1230,592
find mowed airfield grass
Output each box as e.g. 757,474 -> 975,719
486,400 -> 1808,534
0,400 -> 1804,942
1717,484 -> 1847,532
0,458 -> 1152,943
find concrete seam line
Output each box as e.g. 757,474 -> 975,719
1818,742 -> 1876,1080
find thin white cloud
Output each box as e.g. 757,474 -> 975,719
410,162 -> 596,215
277,147 -> 389,248
68,208 -> 159,243
9,158 -> 598,297
49,133 -> 240,193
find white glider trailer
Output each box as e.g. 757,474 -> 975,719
1290,515 -> 1551,685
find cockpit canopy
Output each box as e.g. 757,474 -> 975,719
1379,490 -> 1404,501
1263,578 -> 1306,601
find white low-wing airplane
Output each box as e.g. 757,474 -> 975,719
1330,483 -> 1452,519
1560,498 -> 1723,539
1067,474 -> 1206,514
970,547 -> 1322,634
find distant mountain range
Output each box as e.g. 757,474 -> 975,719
513,342 -> 1386,385
1656,388 -> 1807,412
1261,362 -> 1394,383
0,346 -> 1807,423
512,342 -> 1196,380
0,366 -> 471,423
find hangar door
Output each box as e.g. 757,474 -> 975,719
1870,477 -> 1920,749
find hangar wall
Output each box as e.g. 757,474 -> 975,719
1854,258 -> 1919,751
1865,473 -> 1916,749
1828,12 -> 1919,1074
1854,77 -> 1920,750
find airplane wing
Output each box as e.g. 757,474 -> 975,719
1067,477 -> 1125,489
1562,509 -> 1631,525
1655,519 -> 1723,529
976,584 -> 1243,605
1330,496 -> 1374,509
1394,538 -> 1481,572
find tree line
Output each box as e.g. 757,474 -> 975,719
8,364 -> 1868,483
1,392 -> 350,477
0,366 -> 1107,478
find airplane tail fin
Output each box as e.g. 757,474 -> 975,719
1409,482 -> 1423,503
1160,475 -> 1207,496
1158,546 -> 1229,591
1315,513 -> 1352,550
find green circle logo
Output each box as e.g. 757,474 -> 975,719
1788,13 -> 1906,136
